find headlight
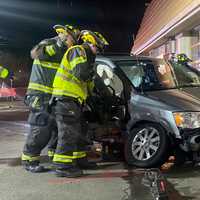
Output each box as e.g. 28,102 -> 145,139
173,112 -> 200,129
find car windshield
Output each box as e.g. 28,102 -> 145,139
115,59 -> 177,91
169,60 -> 200,88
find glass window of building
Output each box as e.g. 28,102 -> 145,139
191,25 -> 200,69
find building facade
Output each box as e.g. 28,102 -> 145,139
132,0 -> 200,69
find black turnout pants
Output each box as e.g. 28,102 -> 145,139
53,98 -> 88,168
23,96 -> 58,158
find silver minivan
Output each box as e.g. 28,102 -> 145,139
88,55 -> 200,167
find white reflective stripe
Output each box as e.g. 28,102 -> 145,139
34,59 -> 59,69
28,82 -> 53,94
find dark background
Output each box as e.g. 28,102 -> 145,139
0,0 -> 149,86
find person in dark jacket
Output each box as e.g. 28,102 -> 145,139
22,24 -> 80,173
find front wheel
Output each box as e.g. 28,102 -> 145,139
125,123 -> 169,167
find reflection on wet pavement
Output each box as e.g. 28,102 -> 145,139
0,103 -> 199,199
164,164 -> 200,200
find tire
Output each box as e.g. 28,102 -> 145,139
125,123 -> 169,168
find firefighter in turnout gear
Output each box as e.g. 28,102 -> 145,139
52,30 -> 109,177
0,66 -> 9,79
22,24 -> 80,173
177,53 -> 192,64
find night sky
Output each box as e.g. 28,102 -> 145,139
0,0 -> 148,53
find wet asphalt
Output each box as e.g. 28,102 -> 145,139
0,100 -> 200,200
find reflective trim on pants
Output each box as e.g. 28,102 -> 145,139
53,154 -> 73,163
48,150 -> 55,157
21,153 -> 40,161
73,151 -> 86,159
53,151 -> 86,163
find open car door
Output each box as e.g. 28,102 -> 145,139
88,63 -> 127,124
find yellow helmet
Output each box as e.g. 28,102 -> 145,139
177,53 -> 192,63
80,30 -> 109,50
53,24 -> 80,42
53,24 -> 66,34
0,66 -> 9,79
64,24 -> 80,41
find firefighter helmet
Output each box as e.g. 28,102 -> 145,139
53,24 -> 66,34
80,30 -> 109,50
0,66 -> 9,79
64,24 -> 80,41
53,24 -> 80,42
177,53 -> 192,63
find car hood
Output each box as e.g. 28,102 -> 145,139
145,87 -> 200,111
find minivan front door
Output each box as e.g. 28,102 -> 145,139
93,63 -> 126,122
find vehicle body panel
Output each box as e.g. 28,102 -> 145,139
92,55 -> 200,165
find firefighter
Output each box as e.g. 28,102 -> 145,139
0,66 -> 9,79
51,30 -> 109,177
177,53 -> 192,64
21,24 -> 80,173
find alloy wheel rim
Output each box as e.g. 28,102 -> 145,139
131,127 -> 160,161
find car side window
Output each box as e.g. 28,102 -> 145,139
96,64 -> 124,97
125,66 -> 144,88
171,62 -> 200,84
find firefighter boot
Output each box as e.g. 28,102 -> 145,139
77,157 -> 97,169
55,166 -> 83,178
22,161 -> 46,173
